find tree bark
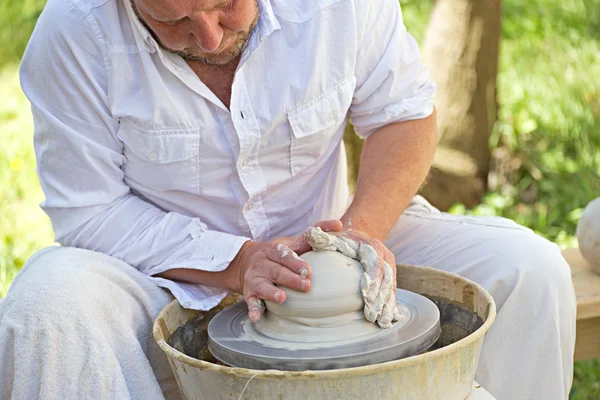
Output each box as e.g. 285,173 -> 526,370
343,123 -> 363,193
419,0 -> 502,210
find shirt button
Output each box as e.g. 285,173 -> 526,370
149,151 -> 158,161
245,201 -> 254,212
240,158 -> 249,168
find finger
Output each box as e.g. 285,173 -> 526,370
271,244 -> 310,279
376,241 -> 397,286
250,277 -> 287,304
276,243 -> 303,262
358,244 -> 384,303
304,227 -> 359,257
282,235 -> 312,255
377,262 -> 397,328
379,261 -> 395,301
246,296 -> 265,323
304,227 -> 336,251
260,258 -> 311,292
377,246 -> 402,323
313,219 -> 343,232
378,289 -> 396,328
332,236 -> 359,258
365,263 -> 390,324
380,248 -> 398,297
275,243 -> 311,278
361,272 -> 378,323
393,305 -> 402,321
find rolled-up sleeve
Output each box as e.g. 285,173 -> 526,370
20,0 -> 248,310
350,0 -> 436,139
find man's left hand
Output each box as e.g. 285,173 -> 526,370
304,227 -> 401,328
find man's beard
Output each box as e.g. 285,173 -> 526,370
131,0 -> 259,66
171,25 -> 257,65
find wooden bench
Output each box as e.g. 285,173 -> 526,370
562,248 -> 600,361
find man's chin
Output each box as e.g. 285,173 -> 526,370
177,49 -> 239,65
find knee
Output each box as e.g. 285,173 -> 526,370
514,234 -> 572,289
495,231 -> 575,311
2,247 -> 127,325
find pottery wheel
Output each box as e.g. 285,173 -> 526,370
208,289 -> 441,371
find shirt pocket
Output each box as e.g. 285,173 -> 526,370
287,76 -> 356,177
117,121 -> 200,194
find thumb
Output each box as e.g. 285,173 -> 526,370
313,219 -> 343,233
285,220 -> 343,255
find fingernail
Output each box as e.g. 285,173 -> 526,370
299,267 -> 308,278
274,291 -> 282,302
251,299 -> 265,313
300,279 -> 309,290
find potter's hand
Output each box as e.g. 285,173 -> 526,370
230,220 -> 343,323
305,227 -> 401,328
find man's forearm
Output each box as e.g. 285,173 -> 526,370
156,240 -> 252,293
342,110 -> 437,241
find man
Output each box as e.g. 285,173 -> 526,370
0,0 -> 576,398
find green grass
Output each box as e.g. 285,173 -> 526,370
0,67 -> 54,297
403,1 -> 600,398
1,0 -> 599,397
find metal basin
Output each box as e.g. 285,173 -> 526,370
153,264 -> 496,400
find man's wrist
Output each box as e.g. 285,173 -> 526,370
341,209 -> 388,242
227,240 -> 253,293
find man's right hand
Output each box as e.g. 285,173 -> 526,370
228,220 -> 343,322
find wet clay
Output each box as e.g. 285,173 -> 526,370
305,227 -> 401,328
242,251 -> 387,350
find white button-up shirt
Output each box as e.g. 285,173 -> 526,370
21,0 -> 435,310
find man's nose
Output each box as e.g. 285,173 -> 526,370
189,14 -> 224,52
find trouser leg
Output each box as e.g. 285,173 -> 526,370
0,246 -> 179,400
385,196 -> 577,400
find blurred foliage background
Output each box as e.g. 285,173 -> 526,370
0,0 -> 599,397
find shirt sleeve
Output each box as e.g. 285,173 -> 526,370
350,0 -> 437,139
19,0 -> 249,311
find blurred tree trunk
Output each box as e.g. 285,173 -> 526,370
343,123 -> 363,193
419,0 -> 502,210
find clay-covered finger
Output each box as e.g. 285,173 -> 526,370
271,244 -> 311,280
360,272 -> 376,322
378,243 -> 398,290
305,227 -> 336,250
379,261 -> 395,300
246,296 -> 265,323
370,261 -> 392,321
393,305 -> 402,321
363,258 -> 394,323
276,243 -> 311,278
358,244 -> 384,303
361,271 -> 385,323
378,275 -> 397,328
333,236 -> 359,259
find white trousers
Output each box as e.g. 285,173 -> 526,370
0,197 -> 576,400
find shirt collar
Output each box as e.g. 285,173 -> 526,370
255,0 -> 281,41
123,0 -> 281,54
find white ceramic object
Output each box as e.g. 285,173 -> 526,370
576,197 -> 600,273
254,250 -> 380,345
154,264 -> 496,400
265,250 -> 364,320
